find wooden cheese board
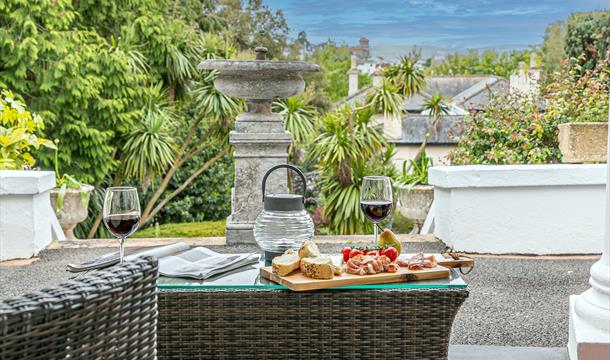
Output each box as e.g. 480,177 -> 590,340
260,264 -> 451,292
430,255 -> 474,269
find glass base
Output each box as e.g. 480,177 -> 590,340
264,250 -> 284,263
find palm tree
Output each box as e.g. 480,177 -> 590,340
121,83 -> 177,193
384,56 -> 426,98
273,96 -> 316,162
405,93 -> 450,173
308,79 -> 404,234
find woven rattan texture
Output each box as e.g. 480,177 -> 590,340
158,288 -> 468,360
0,256 -> 159,360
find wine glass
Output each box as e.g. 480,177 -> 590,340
103,187 -> 141,264
360,176 -> 393,245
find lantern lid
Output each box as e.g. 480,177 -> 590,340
264,193 -> 304,212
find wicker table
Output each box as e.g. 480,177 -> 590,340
157,255 -> 468,360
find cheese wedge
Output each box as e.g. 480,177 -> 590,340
272,249 -> 300,276
300,256 -> 335,279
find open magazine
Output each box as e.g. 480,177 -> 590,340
67,243 -> 260,280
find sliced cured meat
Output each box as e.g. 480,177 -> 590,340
399,253 -> 437,270
344,254 -> 398,275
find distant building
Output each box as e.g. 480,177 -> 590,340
339,64 -> 508,166
349,37 -> 370,60
509,53 -> 541,95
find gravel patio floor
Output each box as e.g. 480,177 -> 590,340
0,243 -> 595,348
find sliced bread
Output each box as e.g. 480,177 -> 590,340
298,240 -> 321,259
272,249 -> 301,276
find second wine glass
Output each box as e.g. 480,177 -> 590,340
102,187 -> 141,264
360,176 -> 393,246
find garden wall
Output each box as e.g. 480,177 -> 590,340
0,171 -> 56,260
429,164 -> 606,254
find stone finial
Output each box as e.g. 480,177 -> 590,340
255,46 -> 268,60
530,53 -> 537,69
351,54 -> 358,70
518,61 -> 526,76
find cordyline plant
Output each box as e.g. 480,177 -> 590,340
308,80 -> 402,234
87,71 -> 242,237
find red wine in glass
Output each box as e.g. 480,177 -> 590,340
103,187 -> 141,263
360,200 -> 393,223
360,176 -> 393,245
103,213 -> 141,239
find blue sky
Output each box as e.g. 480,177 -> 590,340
266,0 -> 609,50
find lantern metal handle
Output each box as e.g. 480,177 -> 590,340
261,164 -> 307,202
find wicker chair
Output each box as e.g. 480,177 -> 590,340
0,256 -> 158,360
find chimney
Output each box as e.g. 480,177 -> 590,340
372,66 -> 383,87
530,52 -> 538,69
518,61 -> 526,76
348,54 -> 359,96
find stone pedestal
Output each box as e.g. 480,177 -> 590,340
568,106 -> 610,360
199,57 -> 319,245
226,112 -> 291,244
0,171 -> 56,260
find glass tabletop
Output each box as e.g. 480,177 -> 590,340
157,254 -> 468,291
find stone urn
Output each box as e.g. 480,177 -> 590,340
50,185 -> 94,240
398,185 -> 434,234
199,47 -> 319,244
558,122 -> 608,163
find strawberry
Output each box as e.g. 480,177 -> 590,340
340,247 -> 352,262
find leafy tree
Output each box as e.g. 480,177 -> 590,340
565,11 -> 610,72
426,49 -> 531,78
542,21 -> 566,75
305,42 -> 371,108
217,0 -> 290,59
1,0 -> 249,238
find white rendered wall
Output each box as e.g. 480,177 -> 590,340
393,144 -> 454,168
429,164 -> 606,254
0,171 -> 56,260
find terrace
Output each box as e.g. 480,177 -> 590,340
1,2 -> 609,360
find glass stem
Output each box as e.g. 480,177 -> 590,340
373,223 -> 378,246
119,238 -> 125,264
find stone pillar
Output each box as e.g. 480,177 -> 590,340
227,105 -> 292,244
348,54 -> 359,96
199,51 -> 319,245
0,171 -> 56,260
568,101 -> 610,360
372,67 -> 383,87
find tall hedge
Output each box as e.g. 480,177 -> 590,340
565,11 -> 610,71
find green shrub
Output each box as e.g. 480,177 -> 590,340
449,92 -> 560,165
0,90 -> 55,169
451,55 -> 609,165
391,212 -> 413,234
150,145 -> 233,223
545,54 -> 609,124
132,221 -> 226,238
